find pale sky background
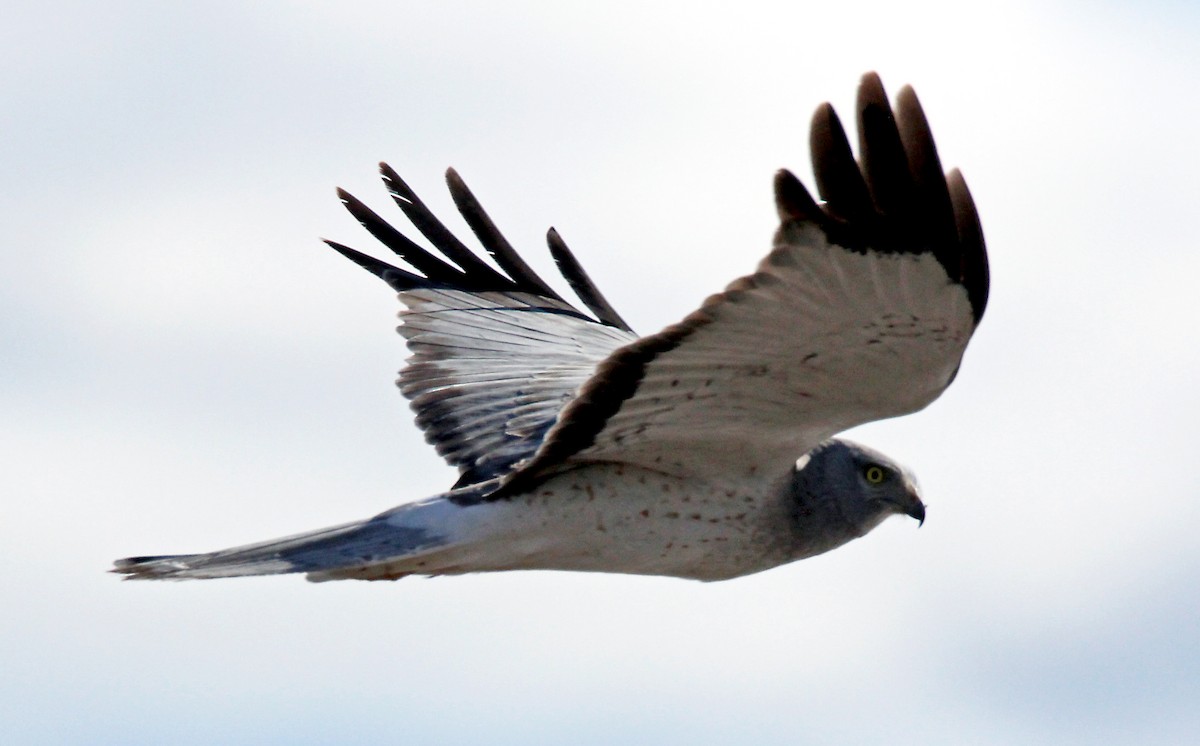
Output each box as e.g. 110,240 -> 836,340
4,1 -> 1199,744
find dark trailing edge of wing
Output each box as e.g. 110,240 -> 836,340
478,322 -> 697,502
326,165 -> 633,331
487,72 -> 990,500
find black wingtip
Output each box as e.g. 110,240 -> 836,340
773,169 -> 823,223
810,101 -> 874,225
546,227 -> 633,332
328,165 -> 634,329
336,186 -> 473,284
796,74 -> 988,325
947,169 -> 989,323
378,162 -> 413,205
856,72 -> 888,112
323,238 -> 421,291
856,72 -> 915,218
444,168 -> 563,300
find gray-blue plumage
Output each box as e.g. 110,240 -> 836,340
114,73 -> 987,583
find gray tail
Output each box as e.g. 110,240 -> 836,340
113,481 -> 496,582
112,513 -> 446,581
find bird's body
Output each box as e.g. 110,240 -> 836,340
114,73 -> 987,584
337,464 -> 790,583
120,442 -> 920,582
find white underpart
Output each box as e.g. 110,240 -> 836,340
310,463 -> 801,583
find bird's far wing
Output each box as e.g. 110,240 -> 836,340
494,73 -> 989,495
328,166 -> 638,486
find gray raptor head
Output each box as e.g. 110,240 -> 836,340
791,440 -> 925,547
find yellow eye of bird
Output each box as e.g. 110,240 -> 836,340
864,465 -> 886,484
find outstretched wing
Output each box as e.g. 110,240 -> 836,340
493,73 -> 989,496
328,166 -> 637,486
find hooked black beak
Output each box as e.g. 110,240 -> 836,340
906,500 -> 926,527
879,495 -> 925,526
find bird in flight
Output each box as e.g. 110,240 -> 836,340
114,72 -> 988,583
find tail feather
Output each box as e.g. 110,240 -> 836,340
112,515 -> 446,581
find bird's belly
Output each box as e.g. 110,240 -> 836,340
448,465 -> 793,581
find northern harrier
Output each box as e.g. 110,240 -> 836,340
115,73 -> 987,582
